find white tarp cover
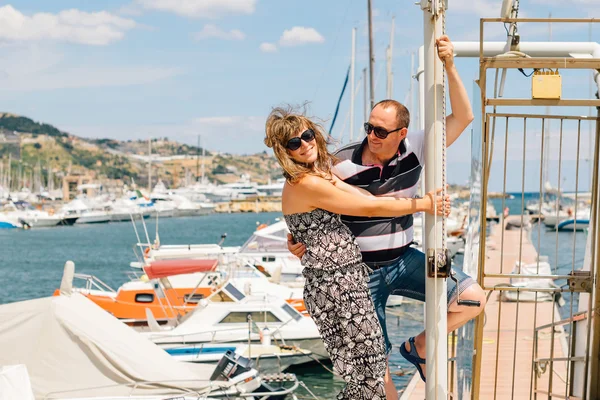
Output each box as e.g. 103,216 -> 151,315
0,294 -> 219,399
0,364 -> 35,400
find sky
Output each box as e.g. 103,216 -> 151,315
0,0 -> 598,191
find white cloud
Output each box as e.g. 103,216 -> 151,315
194,24 -> 245,41
0,5 -> 136,46
136,0 -> 257,18
279,27 -> 325,47
259,42 -> 277,53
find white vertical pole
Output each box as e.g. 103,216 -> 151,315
589,23 -> 593,186
367,0 -> 375,109
386,47 -> 391,98
410,51 -> 415,128
387,17 -> 395,98
363,67 -> 368,125
417,47 -> 425,131
148,138 -> 152,193
422,0 -> 448,398
350,28 -> 356,143
201,135 -> 206,183
498,1 -> 519,98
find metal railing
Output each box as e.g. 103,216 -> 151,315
465,19 -> 600,399
468,95 -> 599,400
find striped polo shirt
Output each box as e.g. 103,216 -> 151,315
331,129 -> 425,266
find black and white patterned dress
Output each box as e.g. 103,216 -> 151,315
285,208 -> 386,400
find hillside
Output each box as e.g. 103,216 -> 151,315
0,114 -> 281,189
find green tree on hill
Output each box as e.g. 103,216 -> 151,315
0,116 -> 66,137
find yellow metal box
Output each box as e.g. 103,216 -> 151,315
532,70 -> 561,99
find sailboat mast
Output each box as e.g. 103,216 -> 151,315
387,17 -> 395,99
148,138 -> 152,193
363,68 -> 368,125
367,0 -> 375,109
350,28 -> 356,143
410,51 -> 415,127
201,136 -> 206,183
196,134 -> 200,181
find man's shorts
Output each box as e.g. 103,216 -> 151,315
367,246 -> 476,355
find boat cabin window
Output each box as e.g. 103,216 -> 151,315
262,256 -> 276,262
281,303 -> 303,321
219,311 -> 281,324
224,283 -> 245,301
209,283 -> 246,302
183,293 -> 205,303
135,293 -> 154,303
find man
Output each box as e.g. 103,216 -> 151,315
287,35 -> 486,398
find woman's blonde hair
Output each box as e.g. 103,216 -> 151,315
264,106 -> 336,183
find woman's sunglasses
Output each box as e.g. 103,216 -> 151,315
363,122 -> 403,139
286,129 -> 316,151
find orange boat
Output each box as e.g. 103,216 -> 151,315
54,259 -> 221,325
54,259 -> 307,325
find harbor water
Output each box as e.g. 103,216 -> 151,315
0,194 -> 586,397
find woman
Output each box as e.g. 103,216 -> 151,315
264,107 -> 449,400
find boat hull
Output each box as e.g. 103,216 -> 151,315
556,219 -> 588,231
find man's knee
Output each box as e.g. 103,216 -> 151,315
464,284 -> 487,315
450,283 -> 486,316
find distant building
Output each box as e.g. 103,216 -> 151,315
62,172 -> 96,200
0,129 -> 20,159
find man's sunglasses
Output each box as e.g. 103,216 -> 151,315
364,122 -> 404,139
286,129 -> 316,151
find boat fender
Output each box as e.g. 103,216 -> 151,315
261,328 -> 271,346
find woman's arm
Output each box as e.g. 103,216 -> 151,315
330,175 -> 389,199
296,175 -> 448,218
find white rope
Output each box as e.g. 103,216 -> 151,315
433,0 -> 448,264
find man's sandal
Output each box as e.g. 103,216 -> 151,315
399,336 -> 426,382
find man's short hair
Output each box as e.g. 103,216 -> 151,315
373,99 -> 410,129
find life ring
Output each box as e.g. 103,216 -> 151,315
257,223 -> 268,230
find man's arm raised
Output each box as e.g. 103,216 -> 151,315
437,35 -> 474,147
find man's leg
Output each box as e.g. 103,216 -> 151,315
406,284 -> 487,373
395,248 -> 487,377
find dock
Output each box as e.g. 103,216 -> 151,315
214,197 -> 282,213
402,217 -> 568,399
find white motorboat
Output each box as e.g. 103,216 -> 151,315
76,210 -> 112,224
167,342 -> 313,373
0,214 -> 20,228
143,282 -> 325,361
